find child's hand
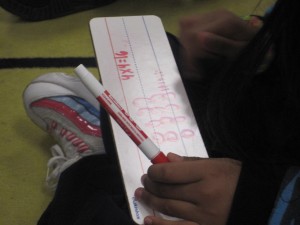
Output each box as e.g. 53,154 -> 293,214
135,153 -> 241,225
179,9 -> 261,80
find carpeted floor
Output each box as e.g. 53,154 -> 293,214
0,0 -> 274,224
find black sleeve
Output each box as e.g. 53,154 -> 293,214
227,161 -> 289,224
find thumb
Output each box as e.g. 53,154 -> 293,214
167,152 -> 202,162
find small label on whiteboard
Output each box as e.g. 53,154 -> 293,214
90,15 -> 207,224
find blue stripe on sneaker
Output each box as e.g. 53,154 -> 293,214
49,96 -> 100,126
72,96 -> 100,117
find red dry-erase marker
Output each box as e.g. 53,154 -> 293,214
74,64 -> 169,164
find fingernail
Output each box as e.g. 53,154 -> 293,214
144,217 -> 153,225
141,174 -> 146,185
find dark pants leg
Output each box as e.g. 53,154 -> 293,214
37,156 -> 135,225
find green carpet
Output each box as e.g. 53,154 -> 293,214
0,0 -> 274,224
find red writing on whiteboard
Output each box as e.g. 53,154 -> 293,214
133,92 -> 176,107
154,70 -> 169,92
152,130 -> 195,144
114,51 -> 134,80
136,104 -> 180,116
133,92 -> 195,144
146,116 -> 186,127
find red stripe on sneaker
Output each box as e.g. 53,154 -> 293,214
31,99 -> 101,137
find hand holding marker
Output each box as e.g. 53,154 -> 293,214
74,64 -> 170,164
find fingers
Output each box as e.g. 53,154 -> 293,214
167,152 -> 202,162
181,29 -> 249,59
144,216 -> 199,225
137,158 -> 242,225
180,9 -> 257,41
135,188 -> 200,222
147,158 -> 241,184
141,174 -> 200,203
179,9 -> 259,61
147,160 -> 203,183
167,152 -> 184,162
197,31 -> 248,58
140,158 -> 204,203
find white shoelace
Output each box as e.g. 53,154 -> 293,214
43,119 -> 103,190
46,144 -> 86,190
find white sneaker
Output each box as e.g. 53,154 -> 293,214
23,72 -> 105,189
